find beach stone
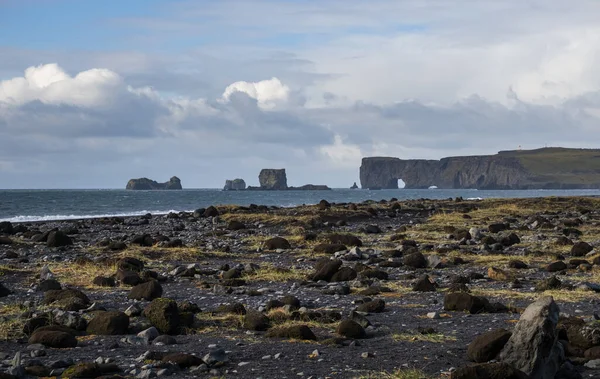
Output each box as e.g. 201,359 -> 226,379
330,267 -> 358,282
203,348 -> 228,367
546,261 -> 567,272
243,311 -> 270,331
43,288 -> 90,306
266,325 -> 317,340
535,276 -> 562,292
108,241 -> 127,251
444,292 -> 488,314
402,252 -> 427,268
144,298 -> 180,334
38,279 -> 61,292
28,331 -> 77,348
216,302 -> 246,315
92,276 -> 116,287
314,243 -> 347,254
117,257 -> 144,272
46,231 -> 72,247
326,233 -> 363,247
571,242 -> 593,257
467,329 -> 512,363
263,237 -> 291,250
138,327 -> 159,341
488,267 -> 512,281
0,282 -> 11,297
311,259 -> 343,282
227,221 -> 245,231
498,296 -> 563,379
451,362 -> 529,379
116,269 -> 142,286
61,363 -> 120,378
52,310 -> 87,331
412,275 -> 436,292
162,353 -> 203,368
566,325 -> 600,350
508,260 -> 528,269
153,335 -> 177,345
356,299 -> 385,313
87,311 -> 129,335
280,295 -> 301,309
128,280 -> 163,301
336,319 -> 366,339
488,223 -> 509,233
203,206 -> 219,217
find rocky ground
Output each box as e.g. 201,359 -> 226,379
1,197 -> 600,378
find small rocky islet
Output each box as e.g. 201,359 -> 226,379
1,197 -> 600,378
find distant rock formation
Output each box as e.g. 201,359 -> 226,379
259,169 -> 288,190
243,169 -> 330,190
223,179 -> 246,191
126,176 -> 182,190
350,182 -> 359,189
360,148 -> 600,189
290,184 -> 331,191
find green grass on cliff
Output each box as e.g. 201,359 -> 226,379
503,148 -> 600,184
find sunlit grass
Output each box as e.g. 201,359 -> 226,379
392,332 -> 457,343
357,369 -> 433,379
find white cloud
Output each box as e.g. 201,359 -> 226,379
318,134 -> 363,169
222,77 -> 290,109
0,63 -> 124,108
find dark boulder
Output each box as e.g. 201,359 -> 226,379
313,243 -> 347,254
356,299 -> 385,313
311,259 -> 342,282
402,252 -> 427,269
28,330 -> 77,348
86,311 -> 129,335
571,242 -> 593,257
46,231 -> 73,247
128,280 -> 163,301
162,353 -> 203,368
266,325 -> 317,340
326,234 -> 363,247
263,237 -> 291,250
467,329 -> 512,363
92,276 -> 116,287
336,319 -> 366,339
243,311 -> 270,331
412,275 -> 436,292
451,362 -> 529,379
444,292 -> 489,314
144,298 -> 180,334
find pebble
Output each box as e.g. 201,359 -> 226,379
427,312 -> 440,319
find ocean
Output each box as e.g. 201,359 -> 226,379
1,188 -> 599,222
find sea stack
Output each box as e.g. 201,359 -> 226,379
223,179 -> 247,191
126,176 -> 182,190
259,169 -> 288,190
350,182 -> 359,189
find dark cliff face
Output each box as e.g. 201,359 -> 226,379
126,176 -> 182,190
223,179 -> 246,190
259,169 -> 288,190
360,148 -> 600,189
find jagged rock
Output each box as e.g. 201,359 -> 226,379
86,311 -> 129,335
223,179 -> 246,191
498,296 -> 563,379
52,310 -> 87,331
227,220 -> 246,230
259,169 -> 288,190
126,176 -> 182,190
467,329 -> 512,363
330,267 -> 358,282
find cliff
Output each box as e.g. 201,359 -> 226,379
223,179 -> 247,191
126,176 -> 182,190
258,169 -> 288,190
360,148 -> 600,189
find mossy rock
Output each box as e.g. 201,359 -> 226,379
143,298 -> 180,334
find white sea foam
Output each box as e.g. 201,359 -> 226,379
0,210 -> 186,223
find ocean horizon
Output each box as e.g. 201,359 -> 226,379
2,188 -> 600,223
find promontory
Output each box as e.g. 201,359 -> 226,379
126,176 -> 182,190
360,147 -> 600,189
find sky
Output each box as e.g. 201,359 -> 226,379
1,0 -> 600,189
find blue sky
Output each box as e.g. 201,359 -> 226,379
1,0 -> 600,188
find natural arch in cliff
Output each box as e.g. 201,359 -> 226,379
398,179 -> 406,189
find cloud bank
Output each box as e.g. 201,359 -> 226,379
1,0 -> 600,188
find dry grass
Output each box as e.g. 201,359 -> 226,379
471,288 -> 596,303
243,265 -> 310,282
48,261 -> 116,288
357,368 -> 433,379
0,302 -> 27,340
392,332 -> 457,343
